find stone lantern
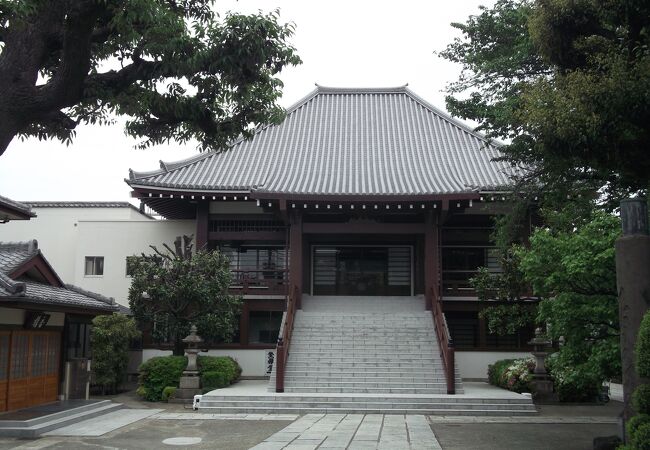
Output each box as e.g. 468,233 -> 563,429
174,325 -> 204,402
528,327 -> 558,402
182,325 -> 203,375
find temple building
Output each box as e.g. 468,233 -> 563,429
127,86 -> 534,389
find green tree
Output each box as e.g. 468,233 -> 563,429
128,236 -> 241,355
0,0 -> 301,156
439,0 -> 650,201
91,313 -> 141,394
517,208 -> 621,389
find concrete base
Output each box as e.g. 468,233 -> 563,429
179,376 -> 200,389
532,379 -> 559,404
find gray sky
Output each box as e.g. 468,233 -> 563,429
0,0 -> 493,202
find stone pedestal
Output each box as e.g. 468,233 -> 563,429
531,377 -> 558,403
174,375 -> 202,401
529,328 -> 559,403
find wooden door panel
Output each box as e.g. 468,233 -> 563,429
6,330 -> 61,411
0,331 -> 9,412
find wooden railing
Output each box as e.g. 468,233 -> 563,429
275,285 -> 299,393
429,287 -> 456,394
229,269 -> 288,296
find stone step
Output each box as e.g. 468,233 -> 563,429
275,370 -> 457,377
290,342 -> 438,347
275,376 -> 451,383
196,406 -> 534,415
287,358 -> 440,365
282,387 -> 450,394
198,400 -> 533,411
0,401 -> 124,438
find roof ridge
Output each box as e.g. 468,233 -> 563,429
314,84 -> 409,94
402,87 -> 500,145
26,201 -> 133,206
0,240 -> 38,254
0,195 -> 35,217
0,271 -> 25,295
65,284 -> 116,306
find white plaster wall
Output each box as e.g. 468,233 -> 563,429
0,307 -> 24,325
456,351 -> 532,380
141,348 -> 272,377
0,308 -> 64,327
74,220 -> 194,305
0,206 -> 152,282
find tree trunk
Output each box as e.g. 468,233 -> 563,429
173,336 -> 185,356
0,113 -> 21,157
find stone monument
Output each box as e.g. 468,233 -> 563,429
528,327 -> 558,403
174,325 -> 204,402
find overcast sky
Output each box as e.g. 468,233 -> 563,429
0,1 -> 494,203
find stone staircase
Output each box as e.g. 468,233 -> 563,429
269,295 -> 463,395
198,295 -> 537,415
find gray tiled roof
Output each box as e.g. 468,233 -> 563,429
0,195 -> 35,219
0,241 -> 37,274
0,241 -> 117,313
26,201 -> 135,209
128,86 -> 515,197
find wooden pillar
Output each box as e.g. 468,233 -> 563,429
424,210 -> 439,310
289,211 -> 303,309
239,301 -> 250,346
196,201 -> 209,251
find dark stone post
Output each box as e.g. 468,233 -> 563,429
616,198 -> 650,424
424,210 -> 439,310
289,211 -> 303,309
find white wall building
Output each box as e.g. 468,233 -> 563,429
0,202 -> 194,306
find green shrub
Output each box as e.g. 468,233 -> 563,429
488,359 -> 515,387
91,313 -> 140,394
198,356 -> 241,384
637,313 -> 650,379
138,356 -> 187,401
135,385 -> 147,399
487,358 -> 534,393
630,422 -> 650,450
161,386 -> 177,402
544,353 -> 601,402
138,354 -> 242,401
549,365 -> 600,402
201,370 -> 229,391
634,385 -> 650,415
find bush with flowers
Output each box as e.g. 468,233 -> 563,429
487,358 -> 535,393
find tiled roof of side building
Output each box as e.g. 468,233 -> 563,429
0,195 -> 36,219
0,240 -> 117,313
0,241 -> 39,274
127,86 -> 518,197
25,201 -> 135,208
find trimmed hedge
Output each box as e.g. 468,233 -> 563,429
627,311 -> 650,449
138,356 -> 186,401
637,313 -> 650,378
198,356 -> 241,384
137,355 -> 242,401
161,386 -> 177,402
201,371 -> 229,392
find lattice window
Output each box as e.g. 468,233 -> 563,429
209,219 -> 285,233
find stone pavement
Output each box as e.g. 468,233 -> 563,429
250,413 -> 442,450
43,409 -> 163,436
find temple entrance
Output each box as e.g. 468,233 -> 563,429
312,245 -> 412,296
